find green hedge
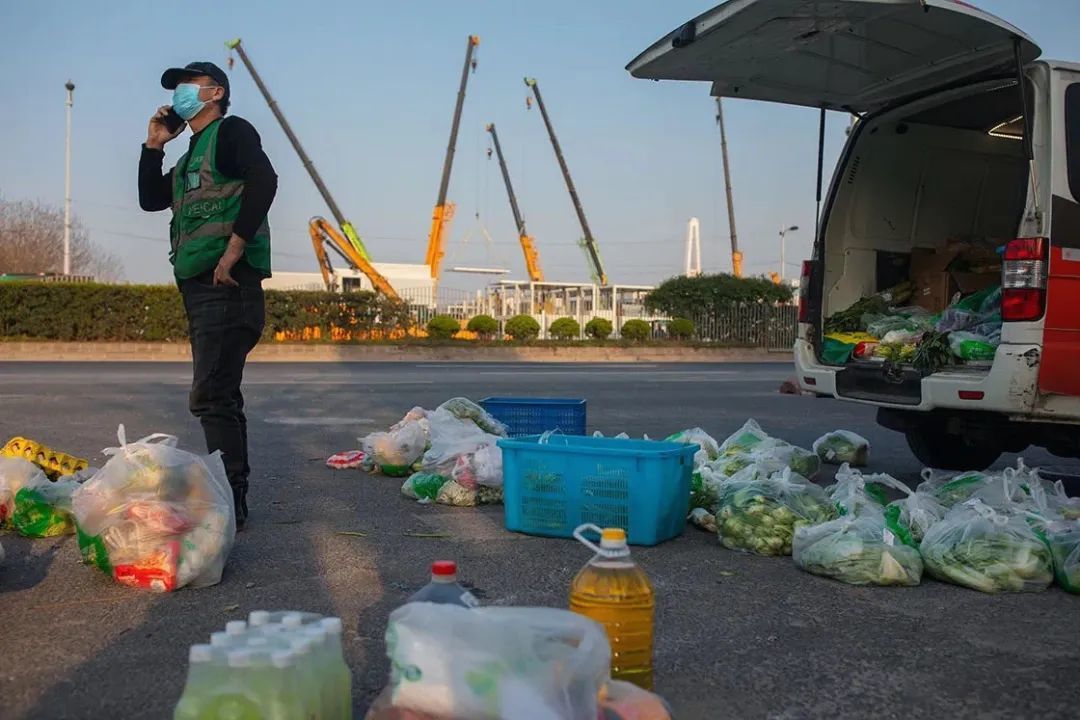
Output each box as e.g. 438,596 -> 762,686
0,282 -> 411,341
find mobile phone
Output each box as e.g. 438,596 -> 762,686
161,108 -> 185,134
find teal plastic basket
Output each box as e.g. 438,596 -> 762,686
497,434 -> 697,546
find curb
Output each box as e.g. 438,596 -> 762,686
0,342 -> 792,364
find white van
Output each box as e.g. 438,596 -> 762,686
629,0 -> 1080,470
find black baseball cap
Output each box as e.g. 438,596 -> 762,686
161,61 -> 230,98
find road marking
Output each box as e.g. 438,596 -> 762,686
262,417 -> 374,426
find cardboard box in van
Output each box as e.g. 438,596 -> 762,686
909,247 -> 956,311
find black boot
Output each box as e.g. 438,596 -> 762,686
232,484 -> 249,531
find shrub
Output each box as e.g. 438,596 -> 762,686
584,317 -> 613,340
621,319 -> 651,342
505,314 -> 541,341
645,273 -> 793,318
466,314 -> 499,339
0,282 -> 412,341
668,317 -> 695,340
548,317 -> 581,340
426,314 -> 462,340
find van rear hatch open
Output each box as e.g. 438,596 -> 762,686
627,0 -> 1040,112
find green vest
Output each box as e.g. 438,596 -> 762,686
170,118 -> 271,279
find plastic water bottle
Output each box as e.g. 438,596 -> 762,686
408,560 -> 479,607
569,524 -> 656,690
173,645 -> 216,719
320,618 -> 354,719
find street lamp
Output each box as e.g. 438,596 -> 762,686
779,225 -> 798,282
64,80 -> 75,276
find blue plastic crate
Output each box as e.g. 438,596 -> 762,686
481,397 -> 586,438
497,435 -> 697,546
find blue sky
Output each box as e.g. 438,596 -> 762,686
2,0 -> 1078,287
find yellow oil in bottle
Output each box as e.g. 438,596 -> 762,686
569,526 -> 655,689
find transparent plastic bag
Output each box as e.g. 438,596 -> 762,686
715,467 -> 836,556
812,430 -> 870,466
917,468 -> 994,508
436,479 -> 478,507
718,419 -> 770,455
437,398 -> 508,437
665,428 -> 720,467
383,604 -> 609,720
793,508 -> 923,586
949,331 -> 998,361
935,308 -> 980,332
827,464 -> 907,516
401,473 -> 449,503
421,409 -> 499,477
1043,520 -> 1080,594
0,457 -> 49,529
363,421 -> 429,473
12,475 -> 81,537
71,426 -> 235,592
864,313 -> 932,338
920,500 -> 1052,593
884,486 -> 946,545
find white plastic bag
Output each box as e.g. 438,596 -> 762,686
450,443 -> 503,490
71,426 -> 235,592
362,421 -> 428,472
421,409 -> 497,477
718,419 -> 771,455
437,398 -> 508,437
0,457 -> 49,529
665,428 -> 720,467
812,430 -> 870,466
794,508 -> 923,586
385,604 -> 609,720
920,500 -> 1053,593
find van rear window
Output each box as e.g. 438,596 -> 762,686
1067,84 -> 1080,202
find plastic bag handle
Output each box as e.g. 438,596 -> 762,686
105,425 -> 179,455
966,499 -> 1008,526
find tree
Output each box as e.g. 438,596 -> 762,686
426,314 -> 461,340
549,317 -> 581,340
645,274 -> 792,319
621,319 -> 651,342
466,314 -> 499,339
584,317 -> 614,340
0,195 -> 119,279
505,314 -> 540,341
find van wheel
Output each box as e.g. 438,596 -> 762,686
905,428 -> 1001,471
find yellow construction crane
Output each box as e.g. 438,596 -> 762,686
226,38 -> 397,297
485,123 -> 543,282
308,217 -> 399,298
425,35 -> 480,283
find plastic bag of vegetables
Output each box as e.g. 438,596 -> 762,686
827,464 -> 900,515
666,428 -> 719,468
793,508 -> 923,586
920,500 -> 1053,593
1042,520 -> 1080,594
884,484 -> 946,545
715,467 -> 836,556
917,468 -> 994,508
0,457 -> 49,529
401,473 -> 449,503
362,421 -> 429,477
812,430 -> 870,466
718,419 -> 771,455
11,475 -> 81,538
437,398 -> 508,437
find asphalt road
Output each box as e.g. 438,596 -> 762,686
1,362 -> 1078,720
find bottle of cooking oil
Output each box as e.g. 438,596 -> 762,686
569,524 -> 655,690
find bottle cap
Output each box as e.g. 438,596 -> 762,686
225,620 -> 247,636
600,528 -> 628,550
271,651 -> 293,669
282,613 -> 304,629
189,644 -> 213,663
248,610 -> 271,627
432,560 -> 457,577
321,617 -> 343,635
210,632 -> 230,648
227,650 -> 252,668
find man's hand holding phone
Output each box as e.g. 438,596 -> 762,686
147,105 -> 186,150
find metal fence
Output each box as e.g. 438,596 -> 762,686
689,304 -> 798,350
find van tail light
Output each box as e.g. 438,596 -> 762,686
798,261 -> 812,323
1001,238 -> 1047,322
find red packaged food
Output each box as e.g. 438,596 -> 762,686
113,541 -> 179,592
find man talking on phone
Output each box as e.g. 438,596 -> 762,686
138,61 -> 277,529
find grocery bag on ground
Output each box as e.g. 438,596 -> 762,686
715,467 -> 836,556
1041,520 -> 1080,594
382,603 -> 609,720
12,475 -> 81,537
71,426 -> 235,592
917,468 -> 995,508
362,421 -> 429,477
883,483 -> 947,546
813,430 -> 870,466
793,507 -> 923,586
326,450 -> 366,470
827,464 -> 897,515
437,397 -> 508,437
920,500 -> 1052,593
713,419 -> 821,479
402,473 -> 450,503
421,408 -> 501,478
0,457 -> 49,529
718,419 -> 771,455
665,428 -> 719,468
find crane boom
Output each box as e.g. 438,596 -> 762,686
308,217 -> 399,299
485,123 -> 543,282
225,38 -> 370,262
524,77 -> 607,286
425,35 -> 480,281
715,97 -> 742,277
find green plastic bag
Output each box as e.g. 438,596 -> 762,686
12,482 -> 77,538
401,472 -> 449,502
822,337 -> 856,366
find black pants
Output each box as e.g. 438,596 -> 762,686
180,275 -> 265,499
